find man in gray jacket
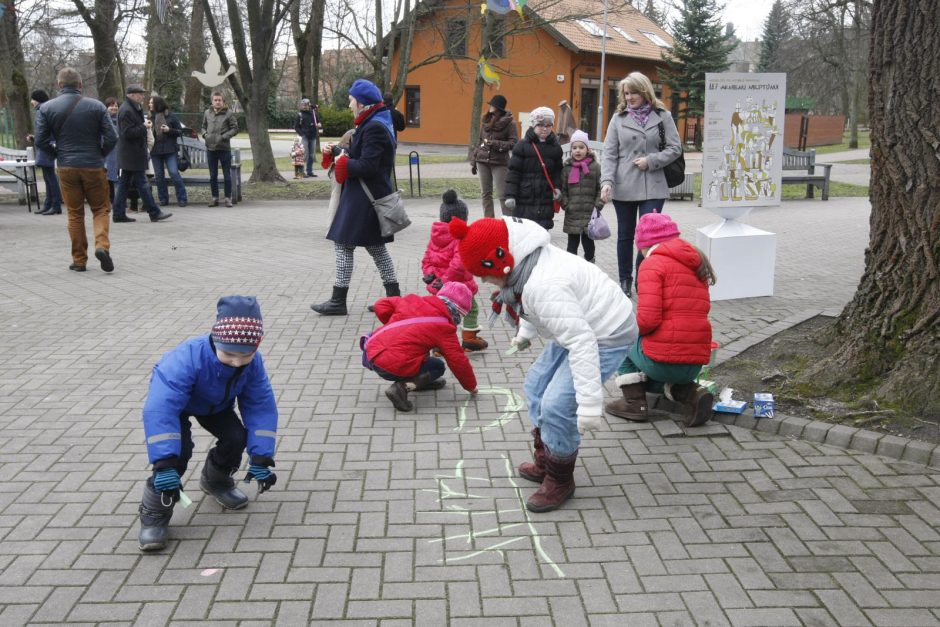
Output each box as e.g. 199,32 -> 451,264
112,84 -> 172,223
35,67 -> 118,273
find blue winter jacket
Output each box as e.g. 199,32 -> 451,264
142,335 -> 278,464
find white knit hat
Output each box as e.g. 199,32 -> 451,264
529,106 -> 555,126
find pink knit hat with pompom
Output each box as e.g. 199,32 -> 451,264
635,213 -> 680,249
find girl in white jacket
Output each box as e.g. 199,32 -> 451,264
449,216 -> 638,512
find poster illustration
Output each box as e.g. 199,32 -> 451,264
701,73 -> 786,208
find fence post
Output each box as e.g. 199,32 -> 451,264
408,151 -> 421,198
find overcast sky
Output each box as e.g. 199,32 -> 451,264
717,0 -> 773,41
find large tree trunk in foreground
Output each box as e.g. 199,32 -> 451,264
804,1 -> 939,416
0,0 -> 33,147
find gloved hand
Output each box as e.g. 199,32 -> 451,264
422,273 -> 436,285
552,188 -> 562,201
431,279 -> 443,291
510,336 -> 530,351
243,456 -> 277,493
471,164 -> 477,175
333,155 -> 349,184
153,467 -> 181,494
577,414 -> 603,434
504,198 -> 516,211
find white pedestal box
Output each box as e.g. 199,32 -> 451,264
696,218 -> 776,301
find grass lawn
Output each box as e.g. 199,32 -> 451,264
240,153 -> 466,172
811,130 -> 871,155
684,173 -> 867,201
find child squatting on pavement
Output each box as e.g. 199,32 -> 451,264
605,213 -> 717,427
421,189 -> 488,352
362,282 -> 479,412
138,296 -> 279,552
449,216 -> 638,512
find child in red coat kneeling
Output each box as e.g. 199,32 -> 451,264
364,282 -> 478,412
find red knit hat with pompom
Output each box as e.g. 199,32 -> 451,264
448,217 -> 515,278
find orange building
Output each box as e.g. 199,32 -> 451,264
389,0 -> 676,146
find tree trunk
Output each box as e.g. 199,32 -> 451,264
72,0 -> 125,99
0,0 -> 33,147
373,0 -> 384,84
291,0 -> 311,98
309,0 -> 325,102
466,12 -> 494,159
802,1 -> 940,416
184,0 -> 206,112
388,0 -> 416,103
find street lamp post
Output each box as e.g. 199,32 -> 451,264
596,0 -> 609,141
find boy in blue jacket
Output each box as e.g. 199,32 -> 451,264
138,295 -> 279,551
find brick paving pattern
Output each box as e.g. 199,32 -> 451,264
1,195 -> 938,625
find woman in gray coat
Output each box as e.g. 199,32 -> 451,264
600,72 -> 681,297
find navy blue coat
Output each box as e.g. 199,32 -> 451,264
327,107 -> 397,247
142,335 -> 278,465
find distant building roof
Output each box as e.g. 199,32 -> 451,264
528,0 -> 674,62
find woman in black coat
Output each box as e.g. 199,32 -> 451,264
148,96 -> 188,207
311,79 -> 401,316
504,106 -> 563,230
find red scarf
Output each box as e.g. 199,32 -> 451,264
354,103 -> 384,126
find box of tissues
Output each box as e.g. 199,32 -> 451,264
713,387 -> 747,414
753,393 -> 775,418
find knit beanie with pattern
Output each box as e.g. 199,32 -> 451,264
212,295 -> 264,353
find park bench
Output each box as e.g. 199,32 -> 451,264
782,147 -> 832,200
0,146 -> 37,206
177,136 -> 243,203
561,139 -> 693,201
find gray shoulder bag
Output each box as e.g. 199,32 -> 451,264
358,178 -> 411,237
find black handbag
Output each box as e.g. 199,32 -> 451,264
657,113 -> 685,188
177,143 -> 191,172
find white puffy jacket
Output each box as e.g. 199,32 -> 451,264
505,217 -> 636,416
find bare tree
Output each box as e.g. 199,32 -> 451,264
290,0 -> 325,101
184,0 -> 207,112
0,0 -> 33,147
201,0 -> 296,182
799,0 -> 939,416
69,0 -> 142,98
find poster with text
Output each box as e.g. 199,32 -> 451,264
701,73 -> 786,208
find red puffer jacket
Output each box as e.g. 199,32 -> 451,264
421,222 -> 478,296
636,238 -> 712,364
367,294 -> 477,391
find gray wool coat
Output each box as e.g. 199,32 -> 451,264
600,108 -> 681,202
560,157 -> 603,235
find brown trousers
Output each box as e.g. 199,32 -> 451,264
58,167 -> 112,266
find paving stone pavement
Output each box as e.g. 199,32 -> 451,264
2,195 -> 938,626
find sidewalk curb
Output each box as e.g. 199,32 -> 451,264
710,308 -> 940,470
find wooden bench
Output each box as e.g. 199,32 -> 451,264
561,139 -> 693,201
782,148 -> 832,200
177,137 -> 243,203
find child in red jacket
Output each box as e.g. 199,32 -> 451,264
364,282 -> 478,412
421,189 -> 487,352
605,213 -> 717,426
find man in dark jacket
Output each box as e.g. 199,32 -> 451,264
35,67 -> 118,273
293,98 -> 322,177
383,92 -> 407,138
112,84 -> 172,223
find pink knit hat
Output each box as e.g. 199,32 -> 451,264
569,129 -> 590,146
635,213 -> 680,249
437,282 -> 473,316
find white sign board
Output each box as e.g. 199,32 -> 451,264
701,73 -> 786,208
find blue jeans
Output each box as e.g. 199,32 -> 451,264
523,340 -> 632,457
151,152 -> 188,205
613,198 -> 666,284
207,149 -> 232,199
40,165 -> 62,211
113,169 -> 159,218
301,136 -> 317,175
373,356 -> 445,382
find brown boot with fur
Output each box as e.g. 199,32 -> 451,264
526,448 -> 577,512
461,329 -> 488,352
604,373 -> 649,422
665,382 -> 714,427
518,428 -> 546,483
385,381 -> 414,411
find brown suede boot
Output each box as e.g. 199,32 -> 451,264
518,427 -> 546,483
604,373 -> 649,421
461,329 -> 488,352
665,382 -> 714,427
385,381 -> 413,411
526,447 -> 577,512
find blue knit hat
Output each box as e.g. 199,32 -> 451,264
348,79 -> 382,106
212,295 -> 264,353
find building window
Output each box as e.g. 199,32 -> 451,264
487,17 -> 505,58
639,30 -> 670,48
576,19 -> 611,38
405,87 -> 420,127
445,19 -> 468,57
611,26 -> 638,43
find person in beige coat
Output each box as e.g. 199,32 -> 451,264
600,71 -> 681,297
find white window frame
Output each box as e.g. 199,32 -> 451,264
639,30 -> 670,48
576,19 -> 611,38
611,25 -> 638,43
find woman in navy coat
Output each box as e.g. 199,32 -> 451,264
312,79 -> 401,316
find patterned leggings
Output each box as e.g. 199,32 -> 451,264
334,243 -> 397,288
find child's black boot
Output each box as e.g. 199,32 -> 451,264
200,458 -> 248,509
138,481 -> 174,551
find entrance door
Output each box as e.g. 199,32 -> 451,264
580,87 -> 598,137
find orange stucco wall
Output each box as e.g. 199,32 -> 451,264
390,9 -> 673,146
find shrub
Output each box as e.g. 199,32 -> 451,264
318,106 -> 354,137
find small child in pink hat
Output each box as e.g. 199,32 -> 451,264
362,282 -> 478,412
560,129 -> 604,262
